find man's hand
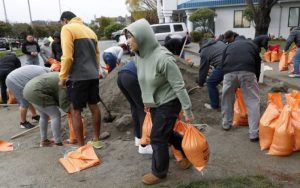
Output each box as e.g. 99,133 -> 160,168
184,111 -> 195,124
59,80 -> 66,89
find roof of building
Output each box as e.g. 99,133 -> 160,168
177,0 -> 259,10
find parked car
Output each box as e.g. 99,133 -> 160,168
9,39 -> 21,48
150,23 -> 188,45
111,30 -> 123,42
0,38 -> 10,50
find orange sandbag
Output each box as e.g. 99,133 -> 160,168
288,91 -> 300,151
279,53 -> 289,71
140,109 -> 152,145
0,140 -> 13,152
182,124 -> 209,172
271,51 -> 280,62
233,89 -> 248,126
264,51 -> 271,63
171,145 -> 184,162
59,144 -> 101,173
259,93 -> 283,150
7,89 -> 17,104
268,104 -> 294,156
67,113 -> 87,144
174,120 -> 187,136
288,46 -> 297,65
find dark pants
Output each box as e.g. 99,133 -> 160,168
0,72 -> 8,103
206,68 -> 223,109
150,98 -> 184,178
117,72 -> 145,138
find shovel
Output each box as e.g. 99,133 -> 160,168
99,98 -> 116,122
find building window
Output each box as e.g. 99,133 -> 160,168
174,24 -> 184,32
234,10 -> 250,28
288,7 -> 300,27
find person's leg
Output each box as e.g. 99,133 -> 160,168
88,104 -> 101,141
28,103 -> 38,117
293,48 -> 300,75
0,73 -> 8,103
206,68 -> 223,109
71,106 -> 84,146
221,72 -> 239,129
33,57 -> 40,66
35,106 -> 49,141
239,72 -> 260,140
42,106 -> 62,144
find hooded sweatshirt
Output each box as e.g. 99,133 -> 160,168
284,27 -> 300,51
40,38 -> 52,63
60,17 -> 100,81
23,72 -> 70,112
125,19 -> 192,119
21,40 -> 40,61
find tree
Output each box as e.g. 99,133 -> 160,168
189,8 -> 216,33
125,0 -> 158,24
11,23 -> 33,39
95,17 -> 113,37
245,0 -> 278,37
104,23 -> 125,38
0,21 -> 12,37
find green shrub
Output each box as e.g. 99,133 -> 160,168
190,31 -> 203,43
104,23 -> 125,39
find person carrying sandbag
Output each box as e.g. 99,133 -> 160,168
283,27 -> 300,78
125,19 -> 194,185
221,36 -> 261,142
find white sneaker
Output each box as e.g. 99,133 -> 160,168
135,137 -> 140,147
138,145 -> 153,155
204,103 -> 213,110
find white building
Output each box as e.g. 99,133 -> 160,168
158,0 -> 300,39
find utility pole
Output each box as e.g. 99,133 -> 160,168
2,0 -> 8,23
58,0 -> 62,16
27,0 -> 33,25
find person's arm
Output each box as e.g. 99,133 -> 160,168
36,42 -> 40,53
59,27 -> 74,82
254,48 -> 261,81
198,55 -> 210,87
160,56 -> 193,121
15,57 -> 21,68
22,43 -> 31,55
284,32 -> 296,51
117,48 -> 123,64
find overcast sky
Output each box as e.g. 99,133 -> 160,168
0,0 -> 130,23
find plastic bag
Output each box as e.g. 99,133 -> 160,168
140,109 -> 152,145
279,53 -> 289,71
171,145 -> 184,162
259,93 -> 283,150
233,89 -> 248,126
264,51 -> 271,63
182,124 -> 209,172
268,104 -> 294,156
288,91 -> 300,151
174,120 -> 187,136
59,144 -> 101,173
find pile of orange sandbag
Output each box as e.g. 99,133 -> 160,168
279,46 -> 296,72
259,91 -> 300,156
264,45 -> 282,63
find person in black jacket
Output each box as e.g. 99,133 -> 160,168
221,36 -> 261,142
253,34 -> 274,52
0,52 -> 21,103
283,27 -> 300,78
21,34 -> 40,65
224,30 -> 239,44
197,38 -> 226,110
51,31 -> 62,62
164,35 -> 185,57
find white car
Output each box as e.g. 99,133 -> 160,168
150,23 -> 188,45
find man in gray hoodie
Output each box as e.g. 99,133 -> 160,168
40,38 -> 52,67
284,27 -> 300,78
198,38 -> 226,110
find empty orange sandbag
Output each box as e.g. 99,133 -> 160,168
287,91 -> 300,151
233,89 -> 248,126
7,89 -> 17,104
271,51 -> 280,62
268,105 -> 294,156
0,140 -> 13,152
174,120 -> 187,136
259,93 -> 283,150
264,51 -> 271,63
67,113 -> 87,144
182,124 -> 210,172
59,144 -> 101,174
288,46 -> 297,65
171,145 -> 184,162
140,109 -> 152,145
279,53 -> 289,71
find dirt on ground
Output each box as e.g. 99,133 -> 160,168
0,60 -> 299,188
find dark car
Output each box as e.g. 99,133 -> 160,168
0,38 -> 10,50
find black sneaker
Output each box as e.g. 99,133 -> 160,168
20,121 -> 35,129
250,137 -> 259,142
32,115 -> 40,122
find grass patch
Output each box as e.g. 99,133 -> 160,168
0,48 -> 23,58
178,175 -> 277,188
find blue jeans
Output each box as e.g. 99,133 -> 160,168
293,48 -> 300,74
26,57 -> 40,65
102,52 -> 117,72
206,68 -> 223,109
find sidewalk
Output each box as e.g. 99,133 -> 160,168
183,42 -> 300,90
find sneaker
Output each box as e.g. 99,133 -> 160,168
250,137 -> 259,142
204,103 -> 213,110
87,140 -> 104,149
222,125 -> 231,131
20,121 -> 35,129
40,139 -> 54,147
138,145 -> 153,155
142,173 -> 164,185
32,115 -> 40,122
135,137 -> 140,147
178,158 -> 192,170
288,74 -> 300,78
